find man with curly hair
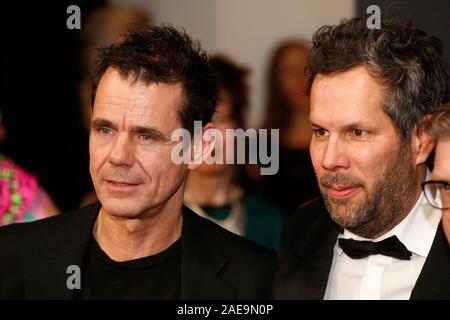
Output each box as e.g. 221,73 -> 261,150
274,17 -> 449,299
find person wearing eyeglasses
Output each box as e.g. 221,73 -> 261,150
422,103 -> 450,246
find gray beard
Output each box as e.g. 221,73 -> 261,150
320,144 -> 420,239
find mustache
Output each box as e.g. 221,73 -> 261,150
100,169 -> 143,184
320,173 -> 364,188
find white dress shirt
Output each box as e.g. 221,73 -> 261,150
324,179 -> 442,300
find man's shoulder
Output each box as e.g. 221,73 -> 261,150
0,203 -> 99,298
0,203 -> 99,249
285,198 -> 328,230
281,197 -> 338,249
182,207 -> 276,298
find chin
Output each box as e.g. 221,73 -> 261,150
98,197 -> 146,218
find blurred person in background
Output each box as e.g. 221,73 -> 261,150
422,102 -> 450,245
185,55 -> 284,250
0,109 -> 59,226
246,40 -> 319,216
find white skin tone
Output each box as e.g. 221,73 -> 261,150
90,68 -> 213,261
432,137 -> 450,245
309,66 -> 433,238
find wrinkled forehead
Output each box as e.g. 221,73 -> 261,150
93,68 -> 184,131
309,68 -> 391,130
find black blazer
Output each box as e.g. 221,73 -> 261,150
0,202 -> 275,299
274,199 -> 450,300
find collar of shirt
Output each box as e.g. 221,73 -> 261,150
340,169 -> 442,258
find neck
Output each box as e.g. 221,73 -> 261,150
94,193 -> 184,262
186,167 -> 240,206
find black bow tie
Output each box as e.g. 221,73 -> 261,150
338,235 -> 412,260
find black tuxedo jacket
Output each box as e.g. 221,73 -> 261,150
0,202 -> 275,299
274,199 -> 450,299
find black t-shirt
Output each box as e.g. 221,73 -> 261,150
79,236 -> 181,299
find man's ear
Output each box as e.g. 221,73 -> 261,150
187,122 -> 216,170
412,116 -> 435,165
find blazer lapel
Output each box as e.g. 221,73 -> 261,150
411,222 -> 450,299
24,203 -> 100,299
274,200 -> 340,299
180,207 -> 234,299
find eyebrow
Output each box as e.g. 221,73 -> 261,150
91,118 -> 118,131
91,118 -> 169,142
309,120 -> 371,130
129,125 -> 168,142
309,120 -> 322,128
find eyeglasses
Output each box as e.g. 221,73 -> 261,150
421,180 -> 450,210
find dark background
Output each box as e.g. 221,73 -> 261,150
0,1 -> 105,211
357,0 -> 450,63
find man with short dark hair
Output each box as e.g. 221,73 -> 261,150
0,25 -> 275,299
274,17 -> 450,299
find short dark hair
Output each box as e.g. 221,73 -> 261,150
92,24 -> 217,133
307,17 -> 449,139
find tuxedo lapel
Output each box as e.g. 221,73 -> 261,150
275,200 -> 450,300
180,207 -> 235,299
411,222 -> 450,299
24,203 -> 100,299
275,231 -> 338,299
274,200 -> 340,299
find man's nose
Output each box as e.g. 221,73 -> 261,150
108,134 -> 135,167
321,136 -> 350,171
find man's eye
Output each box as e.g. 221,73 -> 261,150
140,135 -> 153,142
440,183 -> 450,191
314,129 -> 328,137
351,129 -> 367,137
99,127 -> 113,135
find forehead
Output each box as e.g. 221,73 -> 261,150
93,68 -> 184,130
310,66 -> 390,128
434,137 -> 450,180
